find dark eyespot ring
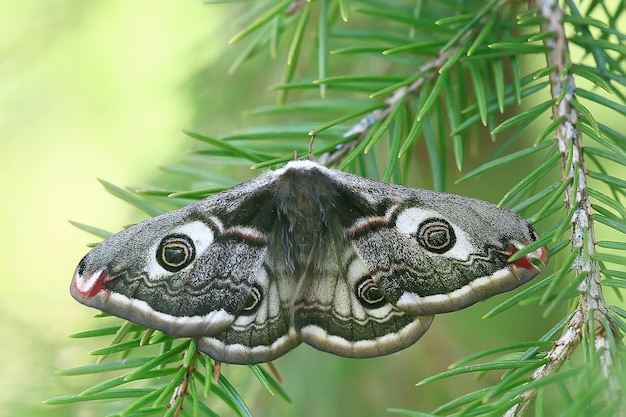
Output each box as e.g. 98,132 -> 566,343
156,234 -> 195,272
416,218 -> 456,254
356,277 -> 387,309
242,286 -> 262,314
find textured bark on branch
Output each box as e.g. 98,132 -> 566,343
504,1 -> 620,415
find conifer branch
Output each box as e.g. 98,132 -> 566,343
320,30 -> 473,165
504,1 -> 621,415
168,342 -> 198,417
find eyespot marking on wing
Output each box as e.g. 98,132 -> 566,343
395,207 -> 475,260
157,234 -> 195,272
415,218 -> 456,254
355,277 -> 386,308
147,220 -> 216,276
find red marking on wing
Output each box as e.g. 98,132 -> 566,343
223,229 -> 267,245
73,268 -> 112,298
348,218 -> 389,237
512,255 -> 536,271
507,243 -> 549,271
536,245 -> 550,264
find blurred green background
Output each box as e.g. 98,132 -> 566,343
0,2 -> 622,417
0,2 -> 230,415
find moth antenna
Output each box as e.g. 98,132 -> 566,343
267,361 -> 283,384
308,132 -> 316,160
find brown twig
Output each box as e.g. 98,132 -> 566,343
169,345 -> 198,417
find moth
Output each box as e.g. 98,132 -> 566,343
71,160 -> 548,364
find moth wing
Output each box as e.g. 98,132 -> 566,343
335,171 -> 548,316
71,174 -> 300,363
197,260 -> 301,364
292,245 -> 433,359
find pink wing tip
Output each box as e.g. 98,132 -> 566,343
507,243 -> 550,272
72,268 -> 112,299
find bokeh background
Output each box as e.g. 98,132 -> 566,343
1,2 -> 622,417
1,3 -> 232,415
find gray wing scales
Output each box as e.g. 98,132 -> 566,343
71,210 -> 268,336
292,246 -> 433,358
334,170 -> 547,316
71,173 -> 301,362
197,261 -> 300,364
